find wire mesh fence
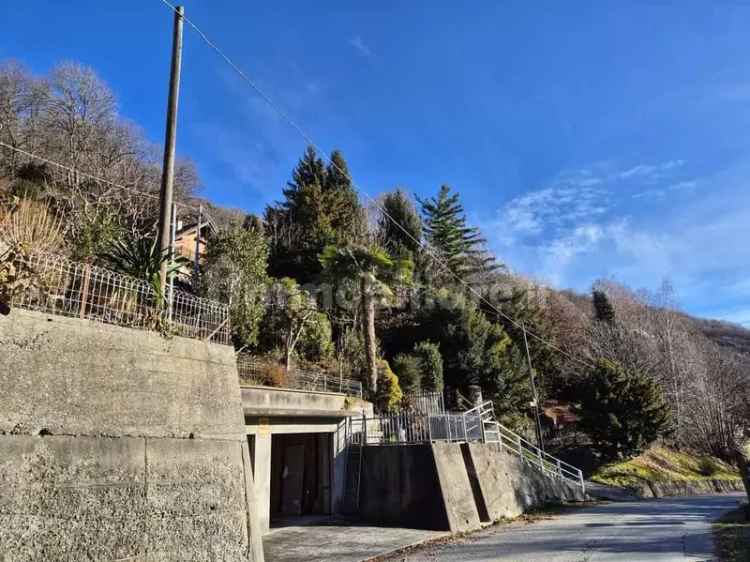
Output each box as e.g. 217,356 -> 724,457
6,252 -> 231,345
236,354 -> 363,397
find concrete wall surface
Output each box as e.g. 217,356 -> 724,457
241,386 -> 373,418
356,442 -> 583,534
359,445 -> 449,530
0,309 -> 264,562
467,443 -> 584,521
431,443 -> 483,532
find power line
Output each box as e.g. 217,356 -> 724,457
155,1 -> 596,371
0,140 -> 208,218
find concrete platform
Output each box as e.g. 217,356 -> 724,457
263,523 -> 447,562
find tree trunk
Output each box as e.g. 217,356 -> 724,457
361,274 -> 378,395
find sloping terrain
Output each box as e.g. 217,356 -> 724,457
592,446 -> 741,488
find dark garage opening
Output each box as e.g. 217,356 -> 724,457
270,433 -> 332,525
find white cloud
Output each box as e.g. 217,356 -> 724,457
349,36 -> 373,58
617,160 -> 685,181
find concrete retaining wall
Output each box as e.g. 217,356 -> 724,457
629,478 -> 746,499
0,309 -> 263,562
467,443 -> 583,521
359,445 -> 449,530
431,443 -> 483,532
357,442 -> 581,533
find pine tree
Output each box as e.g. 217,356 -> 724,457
419,185 -> 498,280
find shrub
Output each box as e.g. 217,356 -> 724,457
375,359 -> 403,413
575,359 -> 671,462
391,353 -> 422,396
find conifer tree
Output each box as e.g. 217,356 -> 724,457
265,146 -> 364,283
378,189 -> 422,260
575,359 -> 672,461
593,290 -> 616,323
418,185 -> 498,280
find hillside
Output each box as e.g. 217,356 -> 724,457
694,318 -> 750,355
592,446 -> 742,489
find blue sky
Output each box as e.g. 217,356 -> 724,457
3,1 -> 750,322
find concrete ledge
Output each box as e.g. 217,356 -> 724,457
241,386 -> 373,419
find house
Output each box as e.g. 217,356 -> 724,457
173,217 -> 216,265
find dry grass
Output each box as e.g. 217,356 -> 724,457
592,446 -> 741,488
0,198 -> 63,255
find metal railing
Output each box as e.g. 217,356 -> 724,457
346,399 -> 585,493
237,355 -> 363,397
5,252 -> 231,345
406,391 -> 446,415
486,419 -> 585,492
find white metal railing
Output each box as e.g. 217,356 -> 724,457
486,420 -> 585,492
5,252 -> 231,344
406,391 -> 445,415
347,400 -> 585,493
236,355 -> 363,397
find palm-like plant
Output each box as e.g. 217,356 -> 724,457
101,236 -> 190,305
320,243 -> 412,394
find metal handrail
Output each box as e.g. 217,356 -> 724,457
466,400 -> 585,493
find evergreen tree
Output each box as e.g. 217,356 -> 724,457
378,189 -> 422,260
418,185 -> 498,280
265,146 -> 364,283
416,289 -> 528,423
575,359 -> 672,461
413,340 -> 444,393
593,289 -> 615,323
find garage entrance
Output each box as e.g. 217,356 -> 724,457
270,433 -> 332,523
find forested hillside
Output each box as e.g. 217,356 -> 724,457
2,59 -> 749,473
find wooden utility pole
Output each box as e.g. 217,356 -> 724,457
193,204 -> 202,287
522,322 -> 545,453
157,5 -> 184,294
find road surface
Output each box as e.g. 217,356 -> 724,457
381,493 -> 745,562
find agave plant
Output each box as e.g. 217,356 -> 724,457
101,235 -> 190,306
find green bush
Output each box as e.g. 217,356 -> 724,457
391,353 -> 422,396
413,340 -> 444,393
376,359 -> 403,413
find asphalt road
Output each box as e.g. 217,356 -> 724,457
383,493 -> 745,562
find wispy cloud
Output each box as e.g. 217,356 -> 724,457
617,160 -> 685,181
488,157 -> 750,321
349,36 -> 373,58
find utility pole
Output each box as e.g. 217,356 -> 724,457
193,204 -> 202,287
522,322 -> 545,453
157,5 -> 184,294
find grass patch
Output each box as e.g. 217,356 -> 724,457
591,446 -> 741,488
714,506 -> 750,561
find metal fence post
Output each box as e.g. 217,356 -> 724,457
362,412 -> 367,446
